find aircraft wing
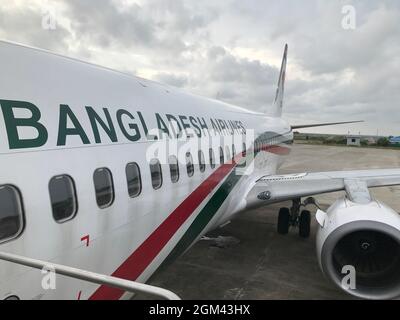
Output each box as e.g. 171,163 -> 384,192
291,120 -> 363,130
245,169 -> 400,209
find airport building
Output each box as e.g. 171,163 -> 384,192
346,135 -> 361,146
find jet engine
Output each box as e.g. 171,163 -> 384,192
316,197 -> 400,299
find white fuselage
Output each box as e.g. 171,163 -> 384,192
0,41 -> 292,299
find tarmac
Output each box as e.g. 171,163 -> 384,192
138,144 -> 400,300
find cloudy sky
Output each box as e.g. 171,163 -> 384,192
0,0 -> 399,135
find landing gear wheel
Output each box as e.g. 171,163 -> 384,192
299,210 -> 311,238
277,207 -> 290,235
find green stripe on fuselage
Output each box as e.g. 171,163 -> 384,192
162,165 -> 242,266
158,131 -> 292,270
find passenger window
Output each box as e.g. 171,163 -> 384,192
93,168 -> 114,208
49,175 -> 77,222
126,162 -> 141,198
0,185 -> 23,243
198,150 -> 206,172
242,142 -> 246,155
169,155 -> 179,183
232,144 -> 236,159
219,147 -> 224,164
225,146 -> 231,161
186,152 -> 194,177
209,148 -> 215,169
150,159 -> 163,190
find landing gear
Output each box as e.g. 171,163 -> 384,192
299,210 -> 311,238
277,198 -> 312,238
277,208 -> 290,234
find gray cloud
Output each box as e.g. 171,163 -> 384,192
65,0 -> 157,48
155,72 -> 188,88
0,0 -> 399,135
62,0 -> 219,59
0,4 -> 70,52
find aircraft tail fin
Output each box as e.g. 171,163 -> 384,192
269,44 -> 288,117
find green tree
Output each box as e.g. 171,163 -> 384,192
377,137 -> 390,147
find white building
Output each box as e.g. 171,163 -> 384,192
346,136 -> 361,146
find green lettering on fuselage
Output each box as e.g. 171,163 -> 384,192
57,104 -> 90,146
0,99 -> 48,149
0,99 -> 247,150
86,107 -> 118,143
116,109 -> 141,142
155,113 -> 170,138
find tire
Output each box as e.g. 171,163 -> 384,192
277,207 -> 290,234
299,210 -> 311,238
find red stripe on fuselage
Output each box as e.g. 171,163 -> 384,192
260,144 -> 291,155
89,161 -> 236,300
88,143 -> 287,299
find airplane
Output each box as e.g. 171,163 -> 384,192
0,40 -> 399,300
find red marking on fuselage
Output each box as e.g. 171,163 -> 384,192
88,144 -> 288,299
81,235 -> 90,247
89,161 -> 236,300
259,144 -> 291,155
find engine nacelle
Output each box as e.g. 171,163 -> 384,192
316,197 -> 400,299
